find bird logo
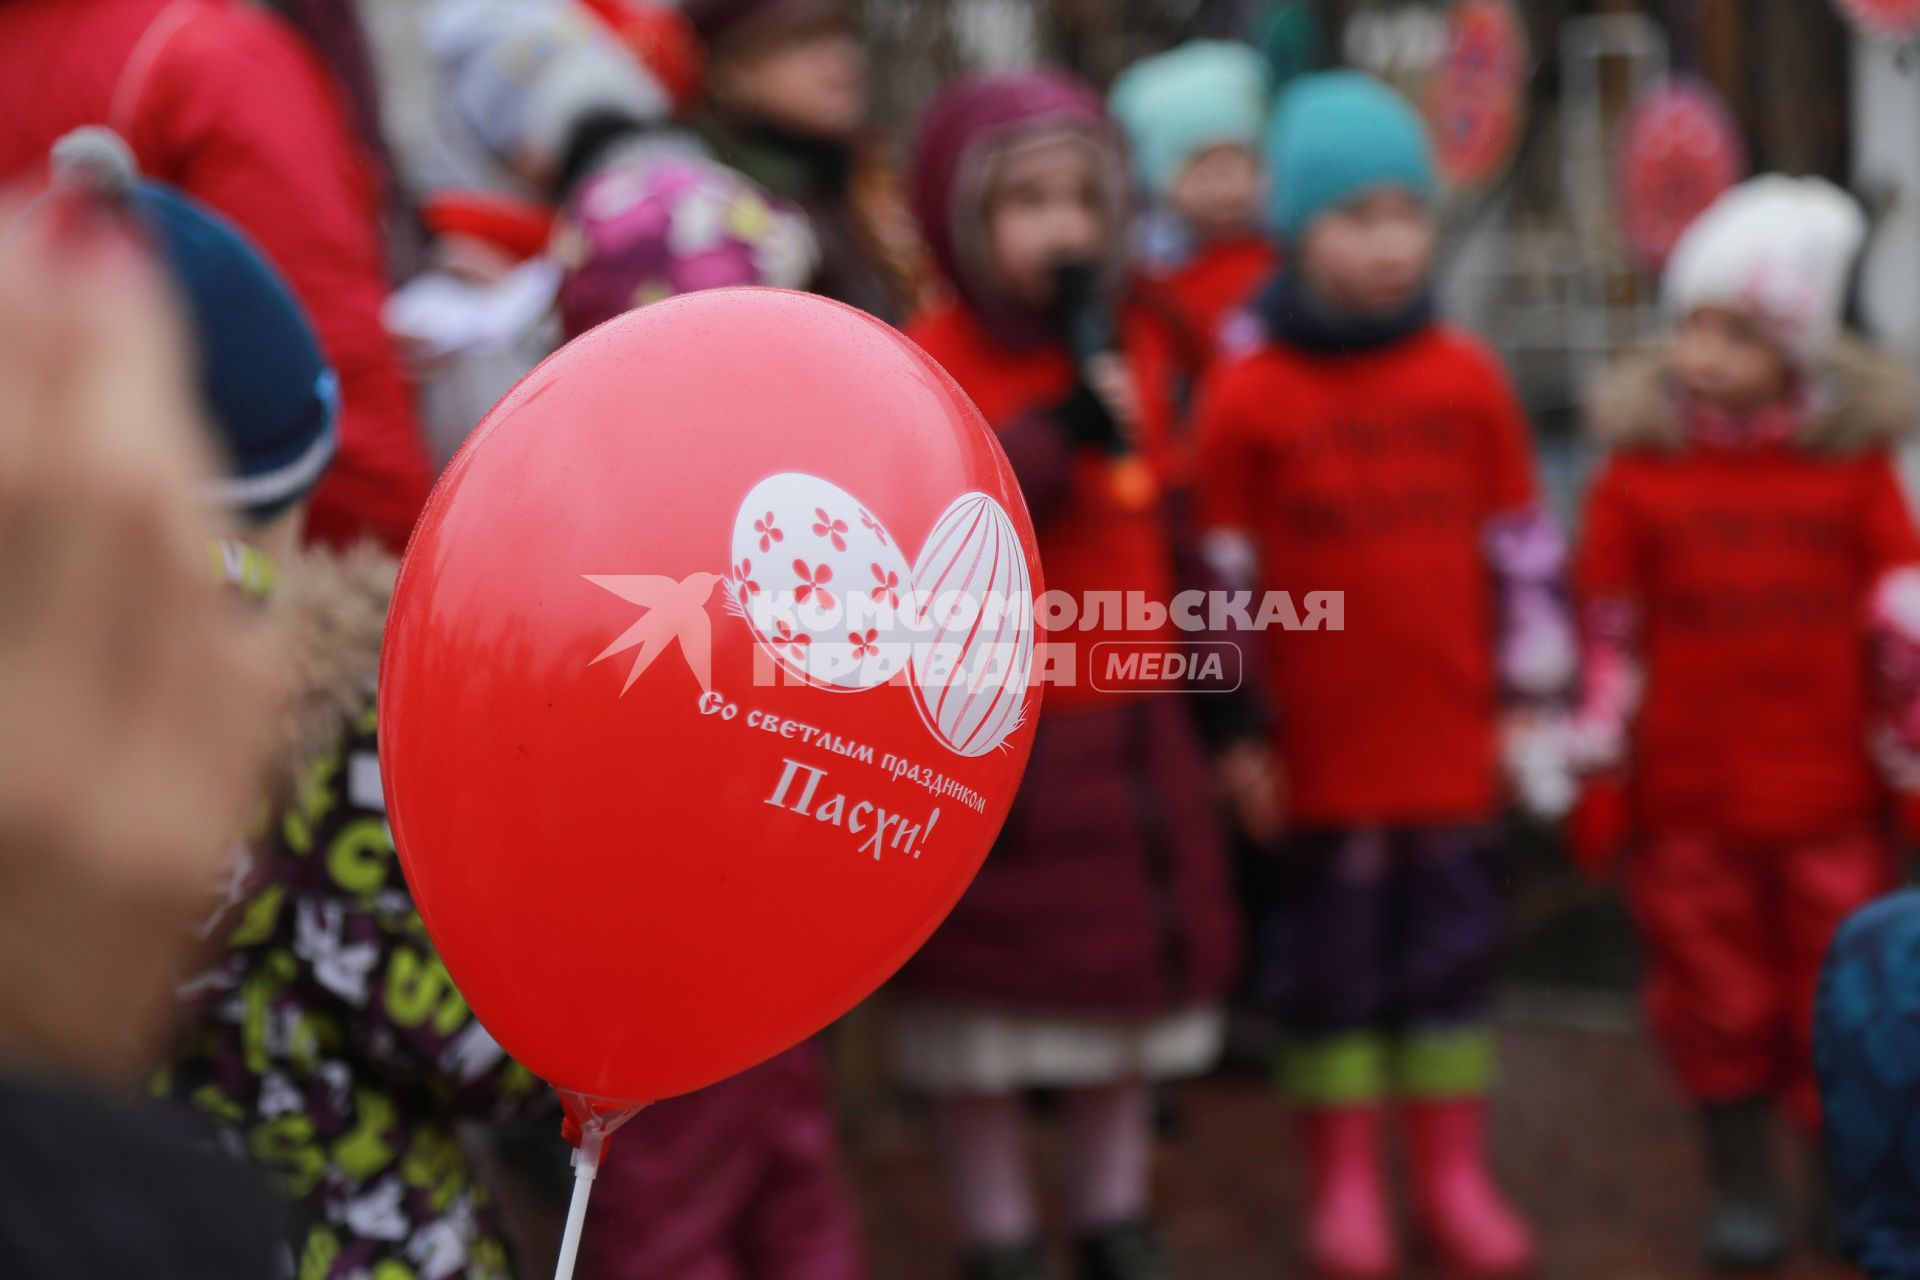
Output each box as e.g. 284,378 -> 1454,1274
584,572 -> 723,695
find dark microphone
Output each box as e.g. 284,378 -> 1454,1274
1055,259 -> 1116,371
1052,260 -> 1156,510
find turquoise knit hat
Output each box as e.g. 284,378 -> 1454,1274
1109,40 -> 1270,198
1265,71 -> 1435,242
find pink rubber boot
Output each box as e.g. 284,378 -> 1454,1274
1297,1107 -> 1397,1279
1403,1098 -> 1537,1278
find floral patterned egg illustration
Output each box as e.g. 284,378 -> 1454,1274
729,473 -> 915,691
909,492 -> 1036,756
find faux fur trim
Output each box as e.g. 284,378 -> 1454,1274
1588,335 -> 1918,454
267,545 -> 395,793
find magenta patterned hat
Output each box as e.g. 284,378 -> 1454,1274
553,152 -> 819,338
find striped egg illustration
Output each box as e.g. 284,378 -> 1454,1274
908,492 -> 1036,756
729,473 -> 914,691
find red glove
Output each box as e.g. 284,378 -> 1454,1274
1567,775 -> 1631,880
1894,789 -> 1920,851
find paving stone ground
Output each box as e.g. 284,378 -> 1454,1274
846,1007 -> 1856,1280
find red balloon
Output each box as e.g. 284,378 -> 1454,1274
380,289 -> 1043,1106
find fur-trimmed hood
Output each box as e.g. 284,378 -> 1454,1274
1588,335 -> 1918,455
266,545 -> 396,792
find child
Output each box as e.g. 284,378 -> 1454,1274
1194,73 -> 1566,1279
1571,176 -> 1920,1270
892,70 -> 1265,1280
1110,38 -> 1286,1065
542,152 -> 869,1280
1109,40 -> 1278,350
685,0 -> 922,320
44,131 -> 548,1280
1815,889 -> 1920,1279
0,171 -> 286,1280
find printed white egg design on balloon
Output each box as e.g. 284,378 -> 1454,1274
729,473 -> 915,691
909,493 -> 1036,756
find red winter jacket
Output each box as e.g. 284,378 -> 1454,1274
1575,342 -> 1920,844
895,297 -> 1241,1016
0,0 -> 431,552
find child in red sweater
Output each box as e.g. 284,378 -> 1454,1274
1109,40 -> 1278,352
1195,73 -> 1568,1280
1570,175 -> 1920,1271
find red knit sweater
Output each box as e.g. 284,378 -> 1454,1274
1196,324 -> 1538,823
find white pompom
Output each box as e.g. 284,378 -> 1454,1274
50,127 -> 139,201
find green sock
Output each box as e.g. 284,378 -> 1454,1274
1394,1025 -> 1495,1099
1281,1032 -> 1389,1106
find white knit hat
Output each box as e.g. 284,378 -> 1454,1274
1663,175 -> 1867,364
428,0 -> 669,187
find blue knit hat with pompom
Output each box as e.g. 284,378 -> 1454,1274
49,128 -> 338,523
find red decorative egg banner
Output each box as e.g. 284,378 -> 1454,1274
1424,0 -> 1530,191
1616,77 -> 1748,271
1834,0 -> 1920,39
